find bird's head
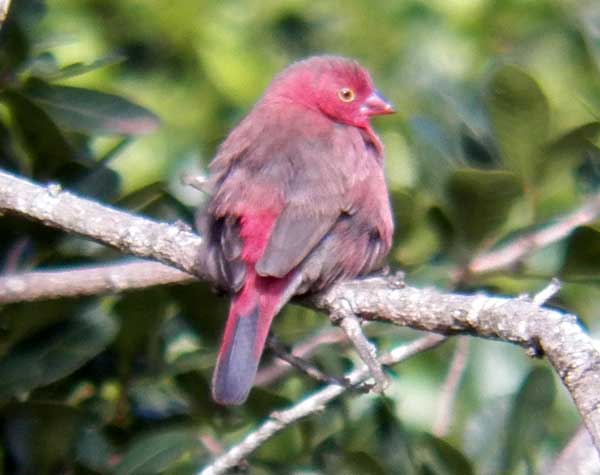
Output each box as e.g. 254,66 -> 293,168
268,56 -> 394,128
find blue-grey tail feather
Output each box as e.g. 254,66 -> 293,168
212,306 -> 260,405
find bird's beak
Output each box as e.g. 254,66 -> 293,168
361,90 -> 395,116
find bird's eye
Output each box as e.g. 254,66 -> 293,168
337,87 -> 355,103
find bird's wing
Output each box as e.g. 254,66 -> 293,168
255,203 -> 342,278
206,107 -> 367,280
255,124 -> 356,278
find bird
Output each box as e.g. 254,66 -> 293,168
196,55 -> 395,405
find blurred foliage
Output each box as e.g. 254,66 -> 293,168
1,0 -> 600,473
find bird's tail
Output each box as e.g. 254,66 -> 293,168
212,270 -> 299,405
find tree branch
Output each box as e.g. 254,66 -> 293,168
0,260 -> 194,303
0,0 -> 11,25
0,170 -> 203,276
313,278 -> 600,452
432,336 -> 470,437
3,188 -> 597,306
466,192 -> 600,275
1,169 -> 600,456
198,335 -> 447,475
548,425 -> 600,475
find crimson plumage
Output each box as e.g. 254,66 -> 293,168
197,55 -> 394,405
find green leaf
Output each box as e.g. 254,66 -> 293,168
174,371 -> 219,421
501,367 -> 555,473
76,425 -> 115,472
324,451 -> 387,475
446,168 -> 523,247
0,118 -> 24,174
547,122 -> 600,159
24,52 -> 60,79
580,3 -> 600,74
0,17 -> 30,76
368,399 -> 419,475
2,402 -> 83,474
0,306 -> 118,399
44,54 -> 126,81
409,117 -> 462,199
463,396 -> 512,474
22,80 -> 160,136
546,123 -> 600,193
69,163 -> 122,202
113,290 -> 170,377
116,181 -> 167,212
485,65 -> 549,184
3,90 -> 77,177
561,224 -> 600,279
255,422 -> 304,463
415,433 -> 474,475
0,300 -> 80,356
115,428 -> 204,475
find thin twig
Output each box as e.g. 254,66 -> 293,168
266,335 -> 349,387
256,327 -> 345,387
2,237 -> 30,274
181,174 -> 210,194
432,337 -> 470,437
198,335 -> 447,475
466,192 -> 600,275
533,277 -> 562,306
198,434 -> 225,459
0,0 -> 11,24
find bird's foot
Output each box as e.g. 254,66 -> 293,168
331,300 -> 389,394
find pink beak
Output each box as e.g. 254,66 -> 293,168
361,90 -> 395,116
